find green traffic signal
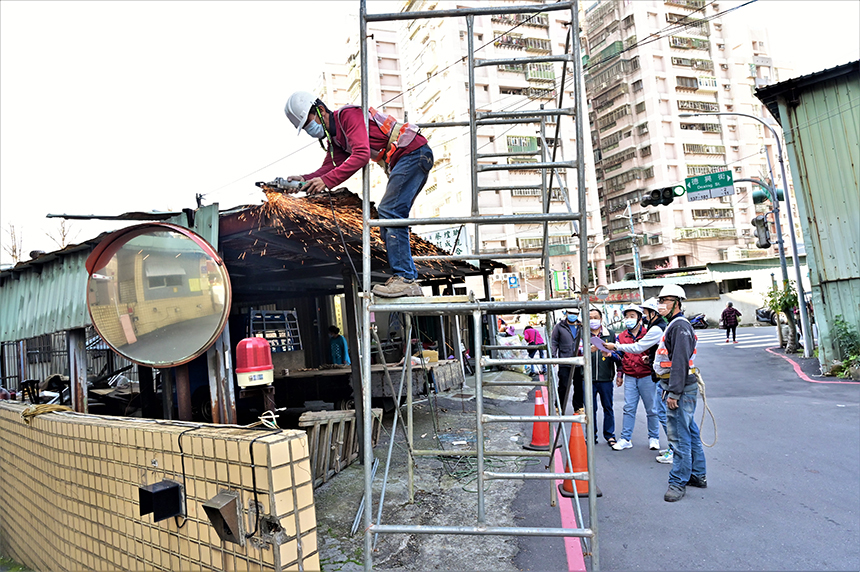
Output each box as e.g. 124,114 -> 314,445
752,188 -> 786,204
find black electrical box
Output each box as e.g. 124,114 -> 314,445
139,480 -> 184,522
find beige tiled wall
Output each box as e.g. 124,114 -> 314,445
0,402 -> 319,571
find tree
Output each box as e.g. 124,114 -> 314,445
2,223 -> 24,264
764,280 -> 799,352
46,219 -> 80,249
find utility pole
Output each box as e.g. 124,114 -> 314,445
617,201 -> 644,303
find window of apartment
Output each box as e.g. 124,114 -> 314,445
632,79 -> 643,92
725,104 -> 734,111
637,122 -> 649,135
640,145 -> 651,157
635,101 -> 646,113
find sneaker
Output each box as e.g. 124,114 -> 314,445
656,450 -> 674,464
372,276 -> 424,298
649,438 -> 660,450
611,438 -> 632,451
687,474 -> 707,488
733,341 -> 739,344
725,339 -> 731,343
664,485 -> 686,502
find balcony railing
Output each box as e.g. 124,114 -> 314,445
674,227 -> 737,240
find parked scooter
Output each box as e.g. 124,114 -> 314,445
689,313 -> 708,329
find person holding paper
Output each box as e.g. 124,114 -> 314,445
587,308 -> 621,447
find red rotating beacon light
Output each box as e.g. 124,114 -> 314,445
235,337 -> 274,388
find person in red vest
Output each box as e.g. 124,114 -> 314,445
280,91 -> 433,298
611,304 -> 660,452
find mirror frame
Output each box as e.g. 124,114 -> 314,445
85,222 -> 232,368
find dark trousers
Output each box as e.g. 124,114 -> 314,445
557,365 -> 584,413
726,324 -> 737,341
593,380 -> 616,441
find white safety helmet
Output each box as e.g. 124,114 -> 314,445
622,303 -> 643,318
285,91 -> 318,134
640,298 -> 660,313
657,284 -> 687,300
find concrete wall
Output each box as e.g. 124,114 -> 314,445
0,403 -> 318,571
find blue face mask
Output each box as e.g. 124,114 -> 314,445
623,318 -> 639,330
304,119 -> 325,139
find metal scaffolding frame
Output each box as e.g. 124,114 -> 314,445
357,1 -> 598,569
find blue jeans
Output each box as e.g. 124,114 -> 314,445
654,382 -> 671,446
377,145 -> 434,279
665,389 -> 707,487
593,381 -> 615,441
620,374 -> 660,441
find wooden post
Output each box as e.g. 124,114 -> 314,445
67,328 -> 87,413
162,369 -> 174,420
138,367 -> 159,418
175,363 -> 192,421
207,330 -> 237,424
342,269 -> 364,463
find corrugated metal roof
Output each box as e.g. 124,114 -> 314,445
756,60 -> 860,370
0,248 -> 92,341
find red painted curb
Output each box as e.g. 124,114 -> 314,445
764,347 -> 860,385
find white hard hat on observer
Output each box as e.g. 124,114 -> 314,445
285,91 -> 317,135
622,303 -> 643,317
640,298 -> 660,312
657,283 -> 687,300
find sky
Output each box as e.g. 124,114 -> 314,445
1,0 -> 858,265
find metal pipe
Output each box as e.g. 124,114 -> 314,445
477,107 -> 576,119
474,54 -> 573,68
482,380 -> 548,387
412,449 -> 550,458
482,357 -> 584,366
484,471 -> 589,480
476,117 -> 547,126
371,524 -> 593,538
482,414 -> 585,424
473,308 -> 486,524
407,313 -> 414,502
358,3 -> 372,569
678,110 -> 812,356
414,120 -> 470,128
413,252 -> 547,261
369,299 -> 585,314
454,314 -> 466,387
478,160 -> 576,172
571,1 -> 599,566
365,1 -> 575,22
482,344 -> 546,350
372,318 -> 413,550
372,212 -> 582,227
467,15 -> 481,267
477,184 -> 543,191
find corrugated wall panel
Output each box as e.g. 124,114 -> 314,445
777,70 -> 860,370
0,249 -> 92,342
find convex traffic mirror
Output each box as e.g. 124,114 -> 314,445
85,223 -> 231,368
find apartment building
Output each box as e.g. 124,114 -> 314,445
315,21 -> 406,198
584,0 -> 799,280
393,0 -> 604,300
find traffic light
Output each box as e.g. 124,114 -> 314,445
751,215 -> 771,249
752,187 -> 785,204
641,185 -> 685,207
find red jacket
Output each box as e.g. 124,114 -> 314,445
617,326 -> 652,377
303,106 -> 428,189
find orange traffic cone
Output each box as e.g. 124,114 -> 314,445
558,419 -> 602,498
522,386 -> 550,451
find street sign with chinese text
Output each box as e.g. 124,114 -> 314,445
685,170 -> 735,202
418,226 -> 478,267
553,271 -> 569,291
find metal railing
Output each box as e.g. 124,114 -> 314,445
358,1 -> 597,569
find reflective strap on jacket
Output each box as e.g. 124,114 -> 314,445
369,106 -> 419,169
653,317 -> 697,375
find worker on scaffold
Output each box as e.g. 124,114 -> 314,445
279,91 -> 434,298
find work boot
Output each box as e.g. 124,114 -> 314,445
687,474 -> 708,488
664,485 -> 686,502
372,276 -> 424,298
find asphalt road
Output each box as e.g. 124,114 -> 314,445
515,325 -> 860,571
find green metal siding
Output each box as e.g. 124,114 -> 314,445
774,68 -> 860,370
0,249 -> 92,342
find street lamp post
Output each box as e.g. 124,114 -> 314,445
679,111 -> 812,357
